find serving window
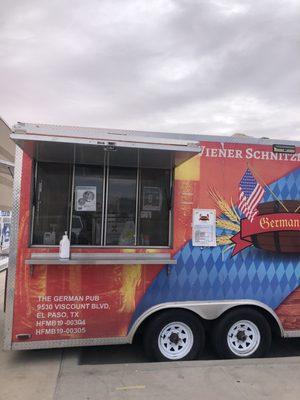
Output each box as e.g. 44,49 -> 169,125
31,159 -> 172,247
32,162 -> 72,245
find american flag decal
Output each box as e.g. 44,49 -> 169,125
238,169 -> 265,222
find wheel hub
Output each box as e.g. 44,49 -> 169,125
169,332 -> 180,345
236,330 -> 247,342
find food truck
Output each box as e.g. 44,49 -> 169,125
3,122 -> 300,361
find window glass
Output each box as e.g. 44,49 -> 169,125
72,165 -> 104,245
138,168 -> 171,246
105,167 -> 137,245
32,162 -> 71,245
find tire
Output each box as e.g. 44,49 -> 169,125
143,310 -> 205,362
212,308 -> 272,359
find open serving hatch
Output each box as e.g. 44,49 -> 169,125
11,122 -> 202,268
11,122 -> 201,168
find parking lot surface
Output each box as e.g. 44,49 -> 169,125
1,270 -> 300,400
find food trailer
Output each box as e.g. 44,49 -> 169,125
3,122 -> 300,361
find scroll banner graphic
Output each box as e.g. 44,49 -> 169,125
231,213 -> 300,256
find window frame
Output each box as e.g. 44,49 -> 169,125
30,158 -> 174,249
30,160 -> 73,247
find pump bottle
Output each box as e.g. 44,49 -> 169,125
59,231 -> 70,259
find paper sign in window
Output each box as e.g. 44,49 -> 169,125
142,187 -> 162,211
75,186 -> 97,212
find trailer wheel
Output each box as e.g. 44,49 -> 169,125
212,308 -> 272,359
143,310 -> 205,362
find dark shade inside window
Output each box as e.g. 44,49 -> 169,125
105,167 -> 137,246
32,162 -> 71,245
138,168 -> 171,246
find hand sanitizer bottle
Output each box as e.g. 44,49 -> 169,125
59,231 -> 70,259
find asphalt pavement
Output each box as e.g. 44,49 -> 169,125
78,335 -> 300,365
1,269 -> 300,400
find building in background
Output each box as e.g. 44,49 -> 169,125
0,117 -> 14,210
0,117 -> 14,255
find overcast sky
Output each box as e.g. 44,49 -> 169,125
0,0 -> 299,139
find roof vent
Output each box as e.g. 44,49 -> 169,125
231,133 -> 248,137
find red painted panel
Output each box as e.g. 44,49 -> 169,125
11,141 -> 300,344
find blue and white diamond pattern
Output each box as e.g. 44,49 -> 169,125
131,169 -> 300,326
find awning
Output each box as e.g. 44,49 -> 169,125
11,123 -> 201,168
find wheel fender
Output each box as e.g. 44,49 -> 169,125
128,299 -> 284,342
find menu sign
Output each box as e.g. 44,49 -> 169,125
192,209 -> 216,247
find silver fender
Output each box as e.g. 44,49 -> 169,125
128,299 -> 285,341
